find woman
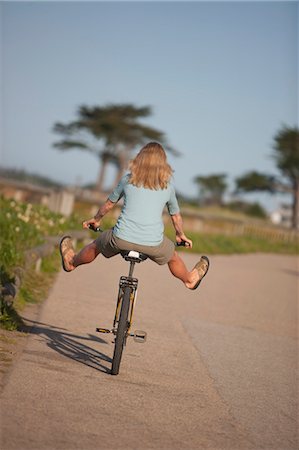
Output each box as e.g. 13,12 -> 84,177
60,142 -> 209,290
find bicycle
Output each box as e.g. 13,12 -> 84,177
89,225 -> 188,375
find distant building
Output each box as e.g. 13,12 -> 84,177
270,203 -> 292,228
0,176 -> 106,217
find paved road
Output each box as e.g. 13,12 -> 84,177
1,253 -> 298,450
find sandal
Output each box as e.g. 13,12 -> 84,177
190,256 -> 210,290
59,236 -> 75,272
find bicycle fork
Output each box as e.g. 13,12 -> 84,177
96,272 -> 147,343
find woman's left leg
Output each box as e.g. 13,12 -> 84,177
167,251 -> 190,283
167,251 -> 209,289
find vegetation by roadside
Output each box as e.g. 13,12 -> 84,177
0,196 -> 81,331
0,250 -> 60,331
0,196 -> 80,272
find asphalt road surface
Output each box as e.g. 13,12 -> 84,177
1,252 -> 298,450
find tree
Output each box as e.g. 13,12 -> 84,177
235,126 -> 299,229
53,103 -> 178,191
235,171 -> 275,193
273,126 -> 299,229
226,199 -> 267,219
194,174 -> 227,206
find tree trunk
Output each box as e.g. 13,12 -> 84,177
96,158 -> 108,192
113,149 -> 130,187
291,179 -> 299,230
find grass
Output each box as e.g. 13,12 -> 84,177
165,228 -> 298,255
180,203 -> 267,222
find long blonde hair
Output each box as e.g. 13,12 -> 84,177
129,142 -> 173,190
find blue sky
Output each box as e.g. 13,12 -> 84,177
1,1 -> 298,211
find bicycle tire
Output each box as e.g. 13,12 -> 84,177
111,286 -> 131,375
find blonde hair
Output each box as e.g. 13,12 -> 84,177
129,142 -> 173,190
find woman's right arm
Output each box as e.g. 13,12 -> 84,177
82,199 -> 116,229
83,175 -> 127,229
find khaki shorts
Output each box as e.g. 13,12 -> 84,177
95,229 -> 175,265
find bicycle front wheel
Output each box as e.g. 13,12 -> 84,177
111,286 -> 131,375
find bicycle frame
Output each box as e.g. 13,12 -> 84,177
113,274 -> 138,335
96,251 -> 147,375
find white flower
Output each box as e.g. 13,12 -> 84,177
17,213 -> 29,223
15,226 -> 20,232
25,205 -> 32,217
6,212 -> 11,218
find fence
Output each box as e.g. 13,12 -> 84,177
173,208 -> 299,244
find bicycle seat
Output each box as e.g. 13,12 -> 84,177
120,250 -> 148,263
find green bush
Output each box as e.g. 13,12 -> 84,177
0,196 -> 80,273
226,200 -> 267,218
0,194 -> 82,330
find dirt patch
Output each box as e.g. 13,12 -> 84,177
0,329 -> 27,390
0,303 -> 40,392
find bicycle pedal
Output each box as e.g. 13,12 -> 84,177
96,327 -> 112,334
133,330 -> 147,343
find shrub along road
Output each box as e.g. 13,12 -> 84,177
0,252 -> 297,450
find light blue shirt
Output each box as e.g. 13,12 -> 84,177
108,174 -> 180,246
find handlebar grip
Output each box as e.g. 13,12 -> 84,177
88,224 -> 103,232
176,240 -> 190,247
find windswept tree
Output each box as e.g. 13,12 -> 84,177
235,171 -> 275,193
194,174 -> 227,206
53,103 -> 178,191
235,126 -> 299,229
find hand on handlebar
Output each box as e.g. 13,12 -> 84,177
82,218 -> 102,232
176,234 -> 192,248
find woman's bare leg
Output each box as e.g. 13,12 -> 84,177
167,251 -> 200,288
62,240 -> 100,271
72,241 -> 100,267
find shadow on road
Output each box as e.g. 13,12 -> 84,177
282,269 -> 299,277
20,317 -> 112,374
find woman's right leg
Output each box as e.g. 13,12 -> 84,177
73,241 -> 100,268
60,238 -> 100,272
60,229 -> 119,272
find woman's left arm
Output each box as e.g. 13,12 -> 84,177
170,212 -> 193,248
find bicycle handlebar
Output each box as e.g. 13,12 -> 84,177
88,224 -> 190,247
176,240 -> 190,247
88,224 -> 103,232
